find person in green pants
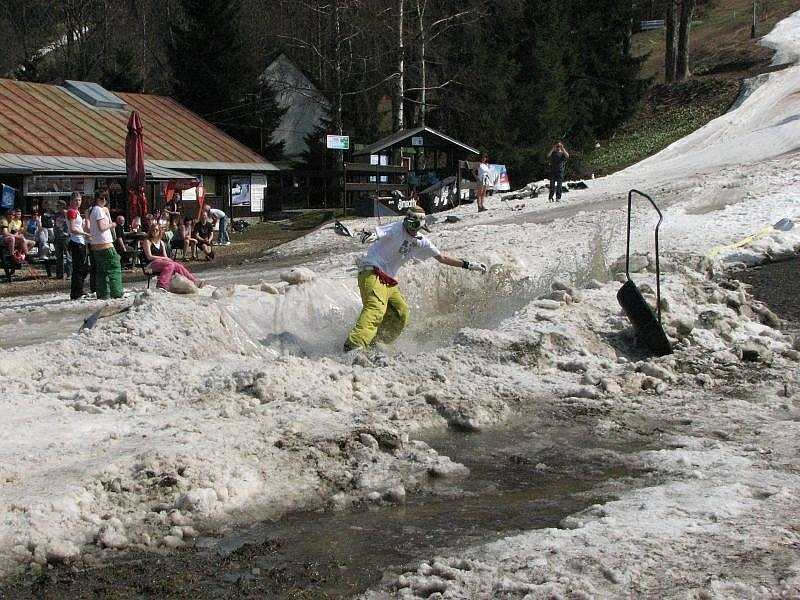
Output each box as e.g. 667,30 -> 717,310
344,206 -> 486,351
88,193 -> 123,299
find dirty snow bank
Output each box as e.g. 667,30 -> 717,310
2,231 -> 798,580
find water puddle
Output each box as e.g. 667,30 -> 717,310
1,415 -> 649,599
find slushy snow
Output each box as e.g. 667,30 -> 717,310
1,11 -> 800,599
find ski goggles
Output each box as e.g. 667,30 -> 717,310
403,214 -> 430,232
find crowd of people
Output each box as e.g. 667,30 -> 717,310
1,194 -> 231,297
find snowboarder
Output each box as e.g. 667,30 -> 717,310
344,206 -> 487,351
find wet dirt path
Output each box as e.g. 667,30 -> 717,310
0,418 -> 649,599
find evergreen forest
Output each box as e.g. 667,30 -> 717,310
0,0 -> 766,182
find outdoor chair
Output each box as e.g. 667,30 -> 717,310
169,238 -> 185,260
142,262 -> 156,289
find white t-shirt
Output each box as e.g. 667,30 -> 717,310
68,213 -> 86,245
209,208 -> 226,219
89,205 -> 114,245
360,221 -> 440,279
478,162 -> 492,186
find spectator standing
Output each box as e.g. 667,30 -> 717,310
192,211 -> 215,260
53,200 -> 70,278
205,205 -> 230,245
88,193 -> 123,299
476,155 -> 491,213
143,223 -> 203,290
548,142 -> 569,202
165,193 -> 181,227
114,215 -> 134,269
40,202 -> 55,235
67,192 -> 90,299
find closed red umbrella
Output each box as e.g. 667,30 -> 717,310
125,111 -> 148,218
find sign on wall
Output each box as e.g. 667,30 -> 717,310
251,174 -> 266,213
182,185 -> 197,202
326,135 -> 350,150
487,164 -> 511,191
231,175 -> 251,206
411,136 -> 424,146
1,184 -> 16,209
24,176 -> 87,196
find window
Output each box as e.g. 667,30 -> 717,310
202,175 -> 218,196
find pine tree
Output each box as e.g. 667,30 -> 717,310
168,0 -> 284,158
168,0 -> 250,116
568,0 -> 646,140
100,47 -> 143,93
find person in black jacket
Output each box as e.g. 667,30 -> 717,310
192,211 -> 215,261
548,142 -> 569,202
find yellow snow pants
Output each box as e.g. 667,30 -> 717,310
345,271 -> 409,349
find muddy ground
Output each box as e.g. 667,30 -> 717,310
733,258 -> 800,332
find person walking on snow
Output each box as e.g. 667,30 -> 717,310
476,154 -> 491,212
548,142 -> 569,202
344,206 -> 487,351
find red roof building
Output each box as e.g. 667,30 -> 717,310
0,79 -> 277,218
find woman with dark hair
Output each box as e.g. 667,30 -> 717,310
476,155 -> 491,213
88,192 -> 123,298
548,142 -> 569,202
143,222 -> 203,290
66,192 -> 90,299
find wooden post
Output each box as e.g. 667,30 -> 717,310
456,160 -> 462,208
343,162 -> 348,216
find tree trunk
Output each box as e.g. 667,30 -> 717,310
417,0 -> 426,127
664,0 -> 678,82
396,0 -> 405,130
676,0 -> 695,81
333,0 -> 343,134
141,7 -> 147,92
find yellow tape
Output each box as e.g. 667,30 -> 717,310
707,225 -> 774,259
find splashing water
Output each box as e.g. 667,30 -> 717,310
222,262 -> 558,358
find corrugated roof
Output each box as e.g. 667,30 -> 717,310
0,153 -> 198,180
353,125 -> 480,157
0,78 -> 276,171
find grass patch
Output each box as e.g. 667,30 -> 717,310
583,77 -> 741,176
633,0 -> 799,82
578,0 -> 800,178
218,210 -> 341,256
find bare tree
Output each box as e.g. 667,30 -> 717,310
676,0 -> 695,80
664,0 -> 678,82
664,0 -> 696,82
407,0 -> 485,126
396,0 -> 405,130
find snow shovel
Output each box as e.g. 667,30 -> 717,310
80,302 -> 134,331
616,189 -> 672,356
333,220 -> 353,237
